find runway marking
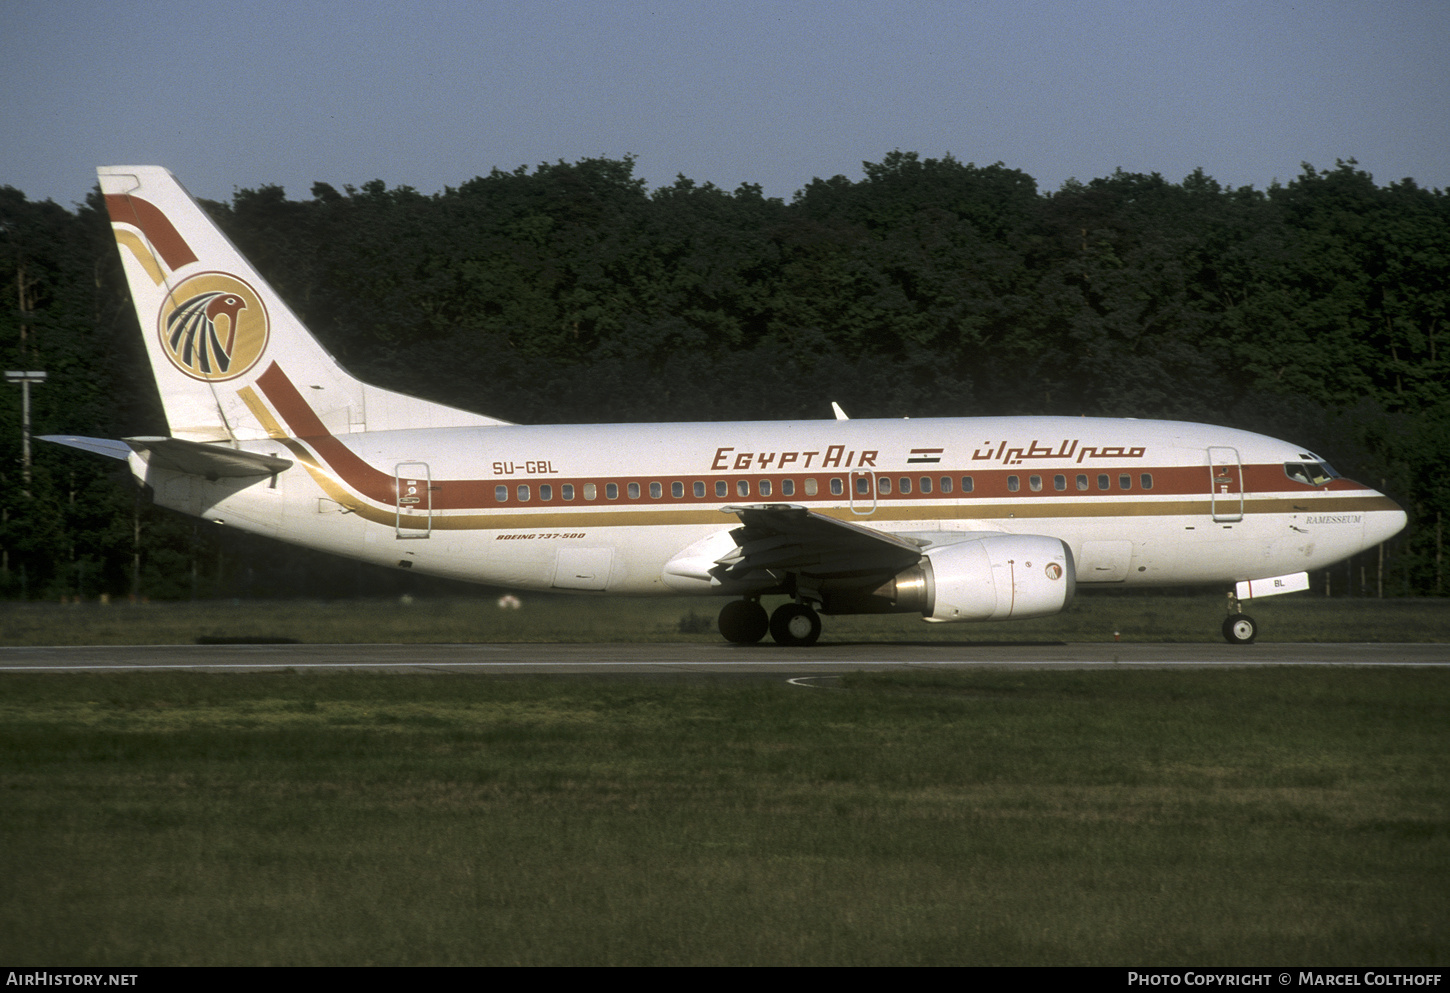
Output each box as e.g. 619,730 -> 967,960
4,660 -> 1450,672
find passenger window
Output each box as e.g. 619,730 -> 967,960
693,481 -> 705,498
961,476 -> 973,493
517,484 -> 530,501
1097,474 -> 1109,491
1119,475 -> 1131,490
495,485 -> 508,502
856,476 -> 871,495
830,478 -> 844,495
781,479 -> 794,496
540,484 -> 552,501
1076,474 -> 1088,491
1054,474 -> 1066,491
583,484 -> 596,500
1029,475 -> 1042,492
627,482 -> 640,499
671,481 -> 683,498
649,482 -> 662,499
562,484 -> 574,501
737,480 -> 750,497
920,477 -> 932,494
1007,476 -> 1020,492
878,476 -> 892,495
1140,473 -> 1153,490
760,479 -> 772,496
804,478 -> 818,496
940,477 -> 953,494
716,480 -> 727,498
899,477 -> 911,494
606,483 -> 619,500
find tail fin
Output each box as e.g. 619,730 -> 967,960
99,166 -> 509,443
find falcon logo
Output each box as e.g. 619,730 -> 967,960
157,272 -> 268,381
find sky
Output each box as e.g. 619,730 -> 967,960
3,0 -> 1448,208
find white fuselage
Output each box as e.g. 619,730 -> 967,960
134,412 -> 1405,603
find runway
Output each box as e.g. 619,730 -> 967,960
1,641 -> 1446,674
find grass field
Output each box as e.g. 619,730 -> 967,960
1,667 -> 1446,965
2,592 -> 1449,645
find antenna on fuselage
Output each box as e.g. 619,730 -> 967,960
831,402 -> 849,421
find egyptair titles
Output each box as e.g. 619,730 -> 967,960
707,440 -> 1147,471
710,446 -> 878,471
974,439 -> 1146,466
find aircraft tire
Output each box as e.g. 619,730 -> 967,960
1222,613 -> 1258,645
719,600 -> 769,644
770,603 -> 822,647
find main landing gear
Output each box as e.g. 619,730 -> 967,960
1222,592 -> 1258,645
717,599 -> 768,644
718,599 -> 822,647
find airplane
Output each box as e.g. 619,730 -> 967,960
43,165 -> 1407,647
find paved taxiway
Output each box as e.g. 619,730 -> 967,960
1,641 -> 1446,674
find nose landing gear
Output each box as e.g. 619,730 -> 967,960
1222,613 -> 1258,644
1223,591 -> 1258,644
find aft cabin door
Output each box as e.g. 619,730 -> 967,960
395,462 -> 433,538
1207,447 -> 1243,523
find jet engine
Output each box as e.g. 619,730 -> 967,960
844,533 -> 1076,622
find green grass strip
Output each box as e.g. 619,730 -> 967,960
1,668 -> 1446,965
3,593 -> 1449,645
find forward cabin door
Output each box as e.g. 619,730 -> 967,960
1207,447 -> 1244,523
395,462 -> 433,538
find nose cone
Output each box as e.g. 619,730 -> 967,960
1361,488 -> 1408,548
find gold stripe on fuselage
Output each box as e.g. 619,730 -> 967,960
228,387 -> 1398,533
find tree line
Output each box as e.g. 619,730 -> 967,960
1,152 -> 1446,599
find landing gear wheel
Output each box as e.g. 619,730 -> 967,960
770,603 -> 822,647
719,600 -> 768,644
1222,614 -> 1258,645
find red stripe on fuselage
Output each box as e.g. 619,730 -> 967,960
253,362 -> 1375,514
103,195 -> 198,271
255,362 -> 397,503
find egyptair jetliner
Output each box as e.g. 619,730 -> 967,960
45,166 -> 1407,646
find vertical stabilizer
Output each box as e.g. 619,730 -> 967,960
99,166 -> 508,443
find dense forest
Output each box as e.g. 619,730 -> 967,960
1,153 -> 1445,599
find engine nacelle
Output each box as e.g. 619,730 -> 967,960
872,534 -> 1075,623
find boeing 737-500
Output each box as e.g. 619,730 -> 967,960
43,166 -> 1407,646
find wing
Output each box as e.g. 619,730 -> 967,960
714,503 -> 927,587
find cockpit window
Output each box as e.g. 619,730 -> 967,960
1284,462 -> 1339,486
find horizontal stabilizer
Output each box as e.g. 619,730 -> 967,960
39,435 -> 134,461
124,436 -> 293,478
